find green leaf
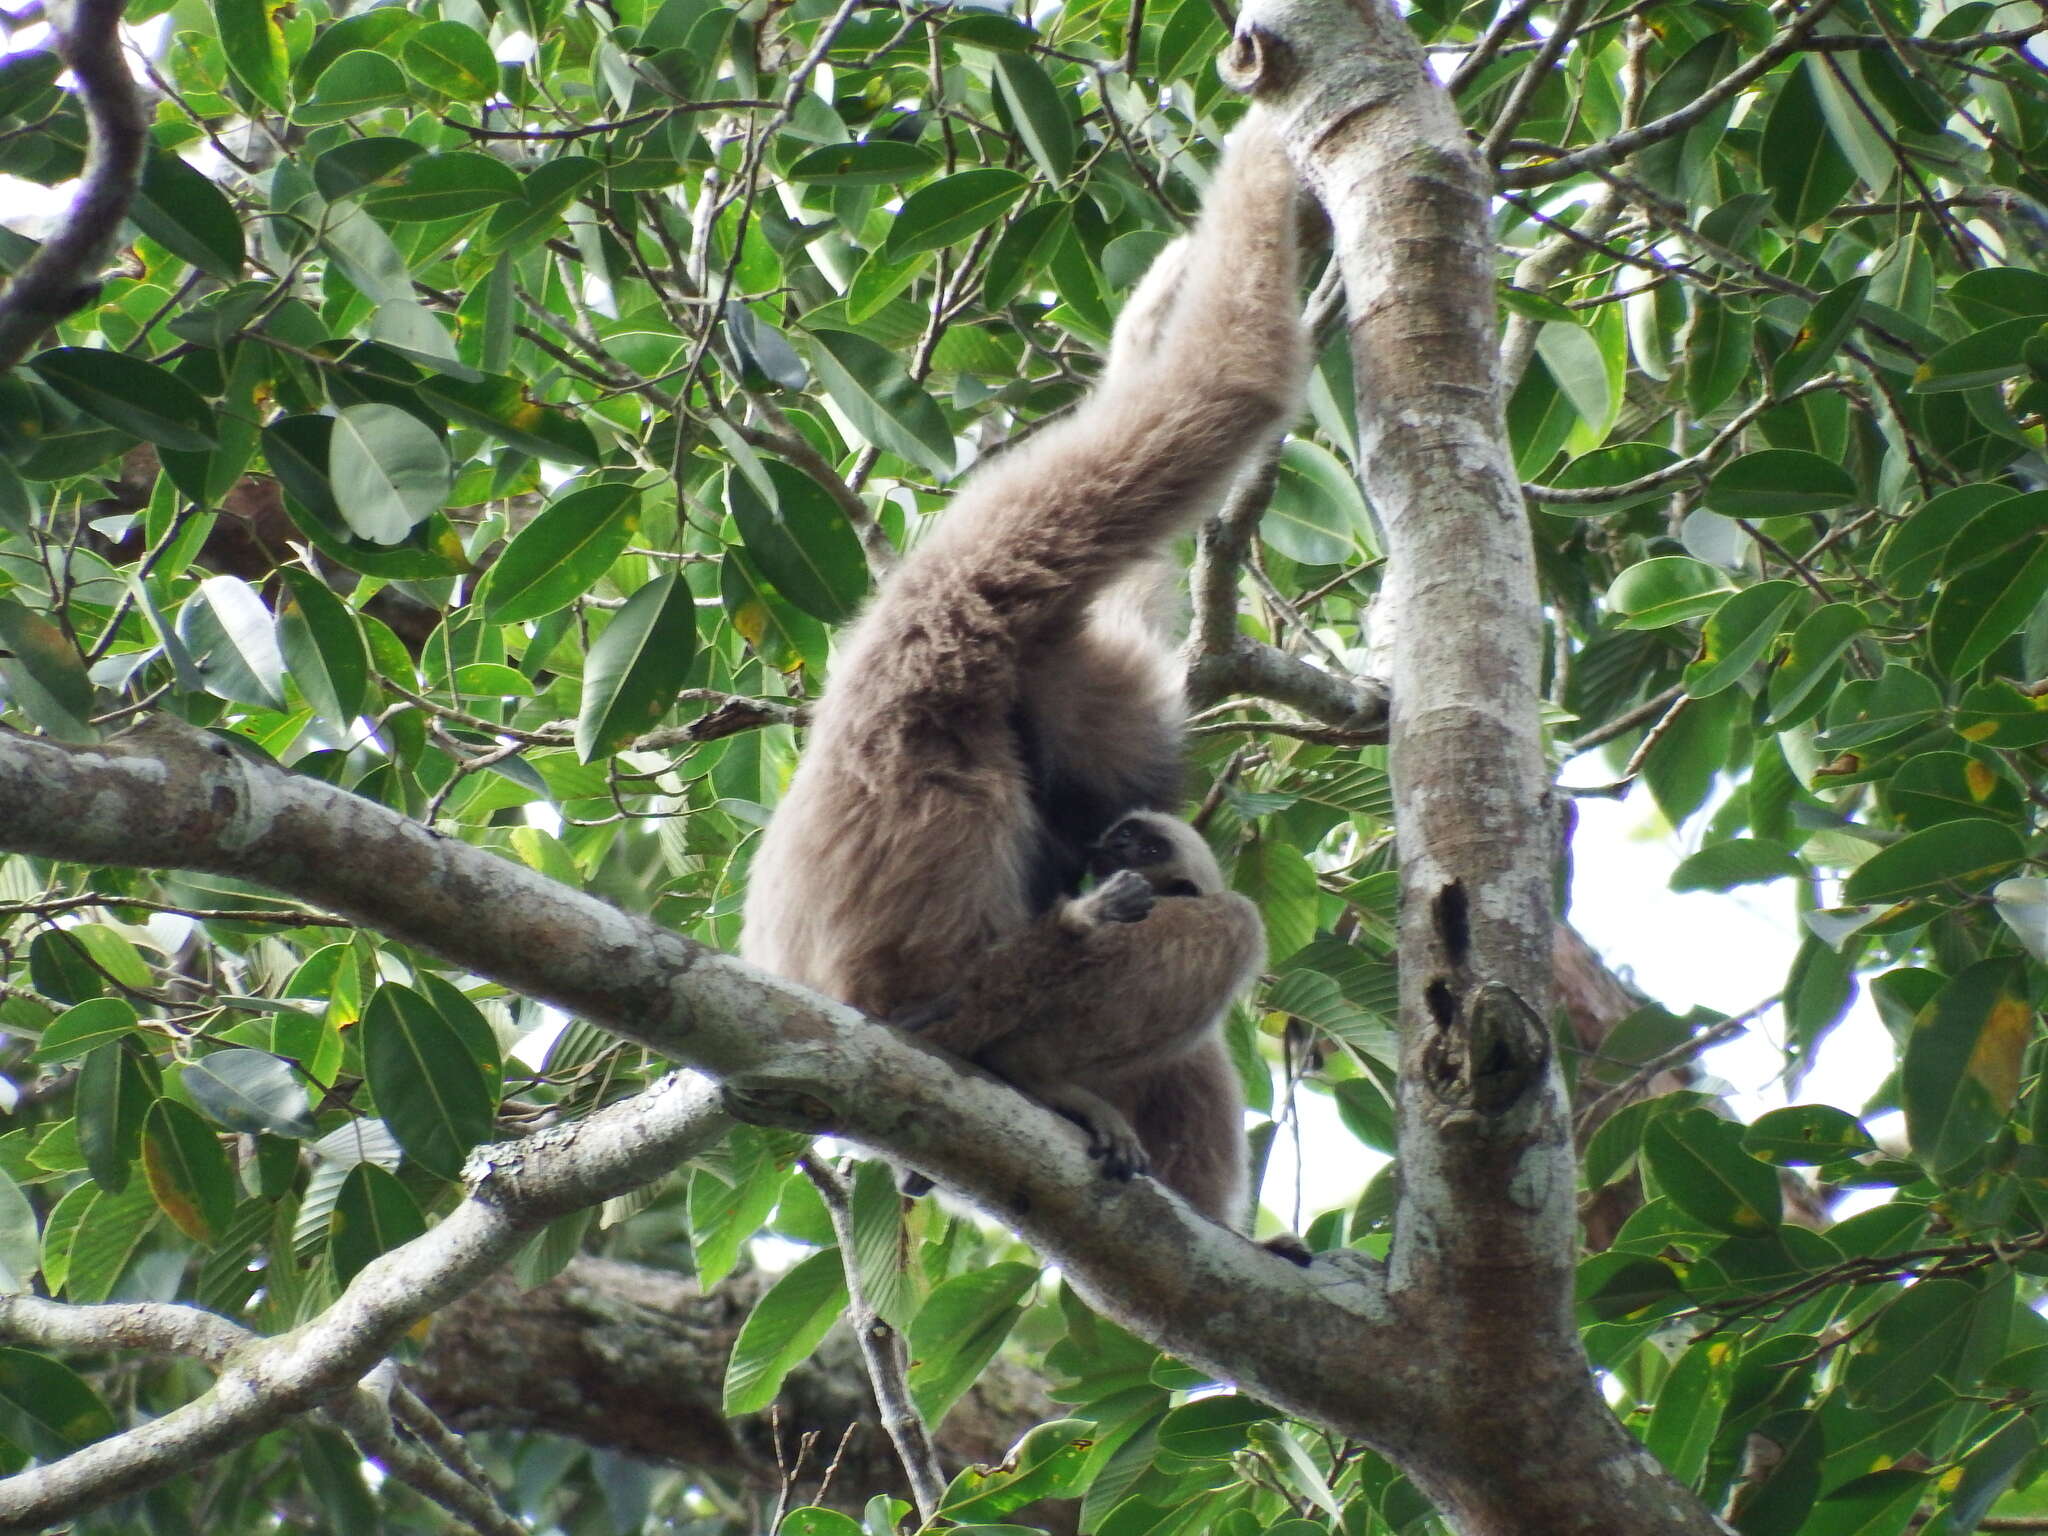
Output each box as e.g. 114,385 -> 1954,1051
140,1097 -> 235,1244
1841,818 -> 2024,906
1842,1277 -> 1980,1408
277,569 -> 371,725
32,997 -> 139,1063
726,462 -> 869,624
1156,1395 -> 1276,1459
361,984 -> 496,1179
1901,957 -> 2030,1173
848,1160 -> 911,1331
362,151 -> 524,222
1642,1339 -> 1734,1488
1887,751 -> 2022,831
313,137 -> 424,203
473,156 -> 605,258
0,1171 -> 37,1292
135,148 -> 244,280
1913,316 -> 2048,393
1232,839 -> 1317,966
329,402 -> 451,545
723,1247 -> 849,1415
330,1161 -> 428,1284
1955,678 -> 2048,749
1264,439 -> 1373,563
940,1420 -> 1095,1520
0,1348 -> 114,1456
1993,876 -> 2048,964
1685,294 -> 1755,416
983,201 -> 1069,309
907,1262 -> 1039,1427
401,21 -> 498,100
1742,1105 -> 1876,1166
212,0 -> 289,113
1803,1468 -> 1927,1536
1642,1107 -> 1781,1235
806,329 -> 954,479
75,1039 -> 159,1194
183,1048 -> 317,1138
263,414 -> 467,579
1765,602 -> 1866,726
1669,838 -> 1802,893
882,169 -> 1029,259
1726,1409 -> 1823,1535
1607,556 -> 1733,629
1684,579 -> 1803,697
483,482 -> 639,622
29,348 -> 217,451
1927,534 -> 2048,678
61,1176 -> 158,1303
992,52 -> 1074,183
779,1511 -> 865,1536
1543,441 -> 1681,513
788,140 -> 940,186
298,50 -> 410,126
0,596 -> 93,726
181,574 -> 287,710
1772,275 -> 1868,394
1760,60 -> 1857,229
1702,450 -> 1858,517
575,572 -> 698,760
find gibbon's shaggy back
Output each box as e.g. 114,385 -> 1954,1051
741,113 -> 1304,1028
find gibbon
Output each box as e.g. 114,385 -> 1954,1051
895,811 -> 1266,1224
740,113 -> 1304,1228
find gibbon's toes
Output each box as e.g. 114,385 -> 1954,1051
1089,1123 -> 1151,1182
1093,869 -> 1156,925
890,995 -> 957,1033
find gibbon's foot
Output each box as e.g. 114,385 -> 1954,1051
1085,868 -> 1156,925
1033,1080 -> 1152,1182
1262,1233 -> 1314,1267
1082,1112 -> 1150,1182
889,995 -> 957,1033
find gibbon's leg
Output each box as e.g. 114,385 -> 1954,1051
1115,1041 -> 1248,1227
917,892 -> 1266,1223
740,114 -> 1303,1018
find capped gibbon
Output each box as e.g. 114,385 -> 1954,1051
740,113 -> 1304,1228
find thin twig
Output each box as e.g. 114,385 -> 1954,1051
800,1158 -> 947,1522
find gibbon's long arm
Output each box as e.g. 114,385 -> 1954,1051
741,115 -> 1305,1020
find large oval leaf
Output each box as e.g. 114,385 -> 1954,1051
483,482 -> 639,622
575,572 -> 699,761
361,984 -> 495,1179
726,462 -> 868,624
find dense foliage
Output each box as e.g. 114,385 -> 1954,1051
1,0 -> 2047,1530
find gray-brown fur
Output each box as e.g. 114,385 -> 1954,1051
906,813 -> 1267,1225
740,116 -> 1303,1228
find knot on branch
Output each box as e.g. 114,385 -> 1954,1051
721,1078 -> 839,1133
1420,981 -> 1548,1118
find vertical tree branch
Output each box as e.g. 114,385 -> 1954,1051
1230,0 -> 1725,1529
802,1159 -> 948,1522
0,0 -> 150,370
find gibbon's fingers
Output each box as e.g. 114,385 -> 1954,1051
1068,868 -> 1156,928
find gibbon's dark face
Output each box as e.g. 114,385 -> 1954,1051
1090,813 -> 1202,897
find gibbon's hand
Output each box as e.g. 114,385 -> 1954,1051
1076,869 -> 1156,926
